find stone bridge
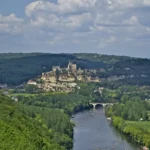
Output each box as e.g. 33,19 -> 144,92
89,103 -> 114,109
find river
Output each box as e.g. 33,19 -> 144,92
72,109 -> 141,150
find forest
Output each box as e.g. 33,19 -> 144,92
75,53 -> 150,85
18,93 -> 90,116
0,93 -> 70,150
1,53 -> 150,86
106,97 -> 148,121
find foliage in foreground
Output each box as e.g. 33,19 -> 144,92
0,93 -> 73,150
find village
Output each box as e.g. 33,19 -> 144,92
27,62 -> 101,92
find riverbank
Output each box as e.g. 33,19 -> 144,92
111,116 -> 150,149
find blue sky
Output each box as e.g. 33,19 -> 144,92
0,0 -> 33,16
0,0 -> 150,58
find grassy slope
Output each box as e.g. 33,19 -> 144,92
9,92 -> 67,97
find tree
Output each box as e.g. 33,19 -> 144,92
25,85 -> 38,94
121,94 -> 129,104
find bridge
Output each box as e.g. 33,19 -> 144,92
89,103 -> 114,109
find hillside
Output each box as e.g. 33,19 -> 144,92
0,93 -> 70,150
0,53 -> 105,86
0,53 -> 150,86
74,53 -> 150,85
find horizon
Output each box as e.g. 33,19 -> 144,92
0,52 -> 149,59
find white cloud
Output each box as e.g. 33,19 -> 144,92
111,0 -> 143,7
123,16 -> 139,25
98,36 -> 117,48
23,0 -> 150,55
143,0 -> 150,6
65,13 -> 92,28
25,0 -> 149,33
0,23 -> 8,32
25,0 -> 97,17
48,35 -> 64,45
0,14 -> 23,23
0,0 -> 150,57
57,0 -> 97,13
0,14 -> 24,34
25,1 -> 43,17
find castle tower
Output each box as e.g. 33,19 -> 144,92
68,62 -> 77,72
52,66 -> 60,72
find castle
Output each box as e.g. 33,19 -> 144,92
27,62 -> 101,92
52,62 -> 77,73
68,62 -> 77,72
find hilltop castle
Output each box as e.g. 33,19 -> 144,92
52,62 -> 77,73
27,62 -> 101,92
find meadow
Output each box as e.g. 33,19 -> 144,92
126,121 -> 150,133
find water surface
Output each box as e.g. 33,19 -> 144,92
73,109 -> 141,150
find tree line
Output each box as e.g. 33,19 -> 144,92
105,96 -> 150,148
112,116 -> 150,148
106,98 -> 148,121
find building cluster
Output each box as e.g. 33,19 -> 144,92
27,62 -> 101,92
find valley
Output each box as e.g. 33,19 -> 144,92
1,53 -> 150,150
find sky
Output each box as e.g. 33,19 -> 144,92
0,0 -> 150,58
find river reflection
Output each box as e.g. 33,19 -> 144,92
72,109 -> 141,150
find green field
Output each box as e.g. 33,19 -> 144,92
10,93 -> 37,97
126,121 -> 150,133
9,92 -> 67,97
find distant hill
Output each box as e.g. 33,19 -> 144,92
0,53 -> 150,86
0,53 -> 105,86
0,53 -> 45,59
74,53 -> 134,64
74,53 -> 150,85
